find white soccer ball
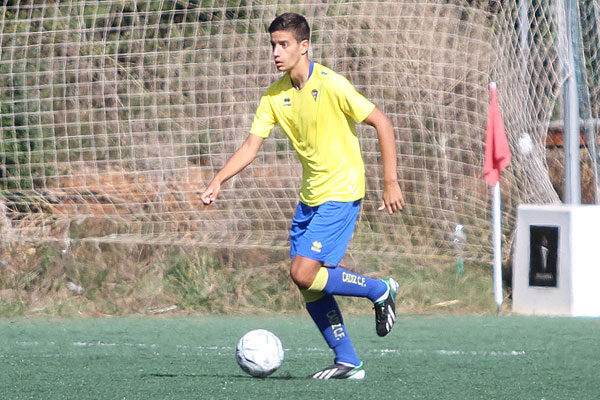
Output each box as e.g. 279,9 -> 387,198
236,329 -> 284,378
518,132 -> 534,155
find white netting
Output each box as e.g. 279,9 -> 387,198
0,0 -> 595,261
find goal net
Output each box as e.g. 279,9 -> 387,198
0,0 -> 598,262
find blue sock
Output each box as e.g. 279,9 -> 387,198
323,266 -> 387,302
305,294 -> 361,367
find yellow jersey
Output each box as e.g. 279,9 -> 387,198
250,62 -> 375,206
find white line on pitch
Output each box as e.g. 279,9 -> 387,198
379,349 -> 526,356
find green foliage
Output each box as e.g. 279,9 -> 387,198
165,252 -> 215,310
0,0 -> 264,191
0,6 -> 62,189
163,248 -> 301,314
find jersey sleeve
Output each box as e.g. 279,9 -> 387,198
334,75 -> 376,123
249,95 -> 276,138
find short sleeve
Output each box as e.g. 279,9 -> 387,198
334,75 -> 376,123
249,95 -> 276,138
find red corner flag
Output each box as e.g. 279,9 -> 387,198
484,82 -> 511,186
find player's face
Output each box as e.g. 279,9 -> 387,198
270,30 -> 308,72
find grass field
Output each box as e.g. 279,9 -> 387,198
1,314 -> 598,399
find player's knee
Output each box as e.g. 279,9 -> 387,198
289,258 -> 320,290
289,266 -> 312,289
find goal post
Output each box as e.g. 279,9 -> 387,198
0,1 -> 598,264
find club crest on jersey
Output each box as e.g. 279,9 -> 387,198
283,98 -> 291,106
311,89 -> 318,101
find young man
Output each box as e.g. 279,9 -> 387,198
201,13 -> 405,380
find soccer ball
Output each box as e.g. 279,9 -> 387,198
236,329 -> 284,378
518,132 -> 534,155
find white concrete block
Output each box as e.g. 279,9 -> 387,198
512,204 -> 600,316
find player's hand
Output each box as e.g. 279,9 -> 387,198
200,180 -> 220,206
378,181 -> 405,214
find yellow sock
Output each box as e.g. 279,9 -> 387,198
300,267 -> 329,303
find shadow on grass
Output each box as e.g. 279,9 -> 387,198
146,373 -> 297,380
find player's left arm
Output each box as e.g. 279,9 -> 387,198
363,107 -> 405,214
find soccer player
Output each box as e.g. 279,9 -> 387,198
201,12 -> 405,380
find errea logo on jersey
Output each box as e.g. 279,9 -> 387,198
283,98 -> 291,106
311,241 -> 322,253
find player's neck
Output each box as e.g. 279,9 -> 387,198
289,58 -> 311,90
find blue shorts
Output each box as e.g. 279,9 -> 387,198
290,200 -> 361,267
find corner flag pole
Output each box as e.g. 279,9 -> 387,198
483,82 -> 511,315
492,182 -> 503,314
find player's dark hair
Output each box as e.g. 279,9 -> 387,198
268,13 -> 310,43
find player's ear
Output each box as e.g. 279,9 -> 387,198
300,39 -> 310,55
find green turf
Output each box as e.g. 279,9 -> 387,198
0,314 -> 598,399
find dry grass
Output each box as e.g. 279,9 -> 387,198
0,241 -> 497,317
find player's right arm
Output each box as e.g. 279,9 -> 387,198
200,134 -> 264,205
